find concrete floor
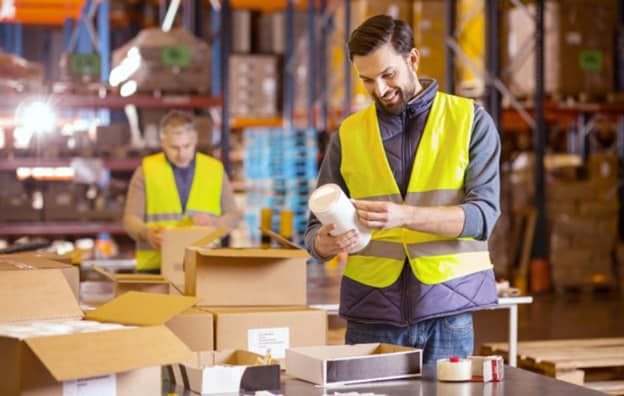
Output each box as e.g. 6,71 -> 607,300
307,263 -> 624,352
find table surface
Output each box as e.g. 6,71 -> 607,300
163,365 -> 603,396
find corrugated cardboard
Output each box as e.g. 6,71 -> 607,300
161,226 -> 230,290
0,254 -> 79,299
94,266 -> 173,297
0,274 -> 196,396
165,307 -> 214,352
185,230 -> 308,306
286,343 -> 422,386
171,350 -> 280,394
208,306 -> 327,367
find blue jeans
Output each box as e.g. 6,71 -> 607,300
345,312 -> 474,364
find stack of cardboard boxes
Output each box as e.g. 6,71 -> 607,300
229,54 -> 281,118
548,154 -> 619,289
176,229 -> 327,367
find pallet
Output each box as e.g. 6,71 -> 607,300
482,338 -> 624,393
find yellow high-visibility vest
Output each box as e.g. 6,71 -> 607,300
136,152 -> 223,271
339,91 -> 492,287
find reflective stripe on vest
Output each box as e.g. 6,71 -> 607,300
340,91 -> 493,287
136,152 -> 223,271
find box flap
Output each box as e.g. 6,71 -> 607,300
260,228 -> 303,250
85,291 -> 197,325
0,270 -> 82,323
25,326 -> 194,382
94,267 -> 168,284
192,247 -> 308,259
0,255 -> 72,270
189,226 -> 232,247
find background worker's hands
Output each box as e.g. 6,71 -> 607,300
314,224 -> 360,258
192,213 -> 218,226
353,200 -> 411,230
146,225 -> 164,249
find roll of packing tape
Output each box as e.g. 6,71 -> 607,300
309,183 -> 371,253
437,356 -> 472,382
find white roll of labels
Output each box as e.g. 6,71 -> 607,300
436,357 -> 472,382
308,183 -> 371,253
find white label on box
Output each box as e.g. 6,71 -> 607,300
248,327 -> 290,359
63,374 -> 116,396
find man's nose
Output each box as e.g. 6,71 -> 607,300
374,79 -> 388,98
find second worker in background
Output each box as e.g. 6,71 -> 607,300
124,111 -> 241,273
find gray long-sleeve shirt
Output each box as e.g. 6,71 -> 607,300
304,79 -> 501,260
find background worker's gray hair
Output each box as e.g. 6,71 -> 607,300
159,110 -> 197,138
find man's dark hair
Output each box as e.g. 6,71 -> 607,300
348,15 -> 414,61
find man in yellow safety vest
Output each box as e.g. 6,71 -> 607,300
124,111 -> 241,273
305,15 -> 500,363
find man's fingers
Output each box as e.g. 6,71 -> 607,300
357,209 -> 388,221
354,200 -> 386,212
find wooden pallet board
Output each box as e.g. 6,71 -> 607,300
586,380 -> 624,396
482,338 -> 624,388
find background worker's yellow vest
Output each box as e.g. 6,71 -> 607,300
339,92 -> 492,287
136,152 -> 223,271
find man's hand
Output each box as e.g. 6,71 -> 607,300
192,213 -> 218,226
146,225 -> 164,249
314,224 -> 360,258
353,200 -> 411,230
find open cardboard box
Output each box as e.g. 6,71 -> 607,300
170,350 -> 280,394
286,343 -> 422,386
0,253 -> 79,299
161,226 -> 231,291
0,270 -> 197,396
207,306 -> 327,368
93,266 -> 177,296
184,229 -> 309,306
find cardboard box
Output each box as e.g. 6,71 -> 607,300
286,343 -> 422,386
165,307 -> 214,352
161,226 -> 229,291
0,254 -> 79,299
208,307 -> 327,365
558,0 -> 616,98
184,231 -> 308,306
171,350 -> 280,394
94,266 -> 173,297
0,272 -> 196,396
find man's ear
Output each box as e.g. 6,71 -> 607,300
407,48 -> 420,75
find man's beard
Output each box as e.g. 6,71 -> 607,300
374,75 -> 418,115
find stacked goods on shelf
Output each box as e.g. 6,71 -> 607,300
0,49 -> 44,90
242,128 -> 318,245
229,54 -> 281,118
502,0 -> 616,101
509,152 -> 619,290
112,28 -> 211,93
0,174 -> 41,222
548,154 -> 619,290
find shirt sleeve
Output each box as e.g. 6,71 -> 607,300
304,131 -> 350,261
123,167 -> 149,242
458,104 -> 502,240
